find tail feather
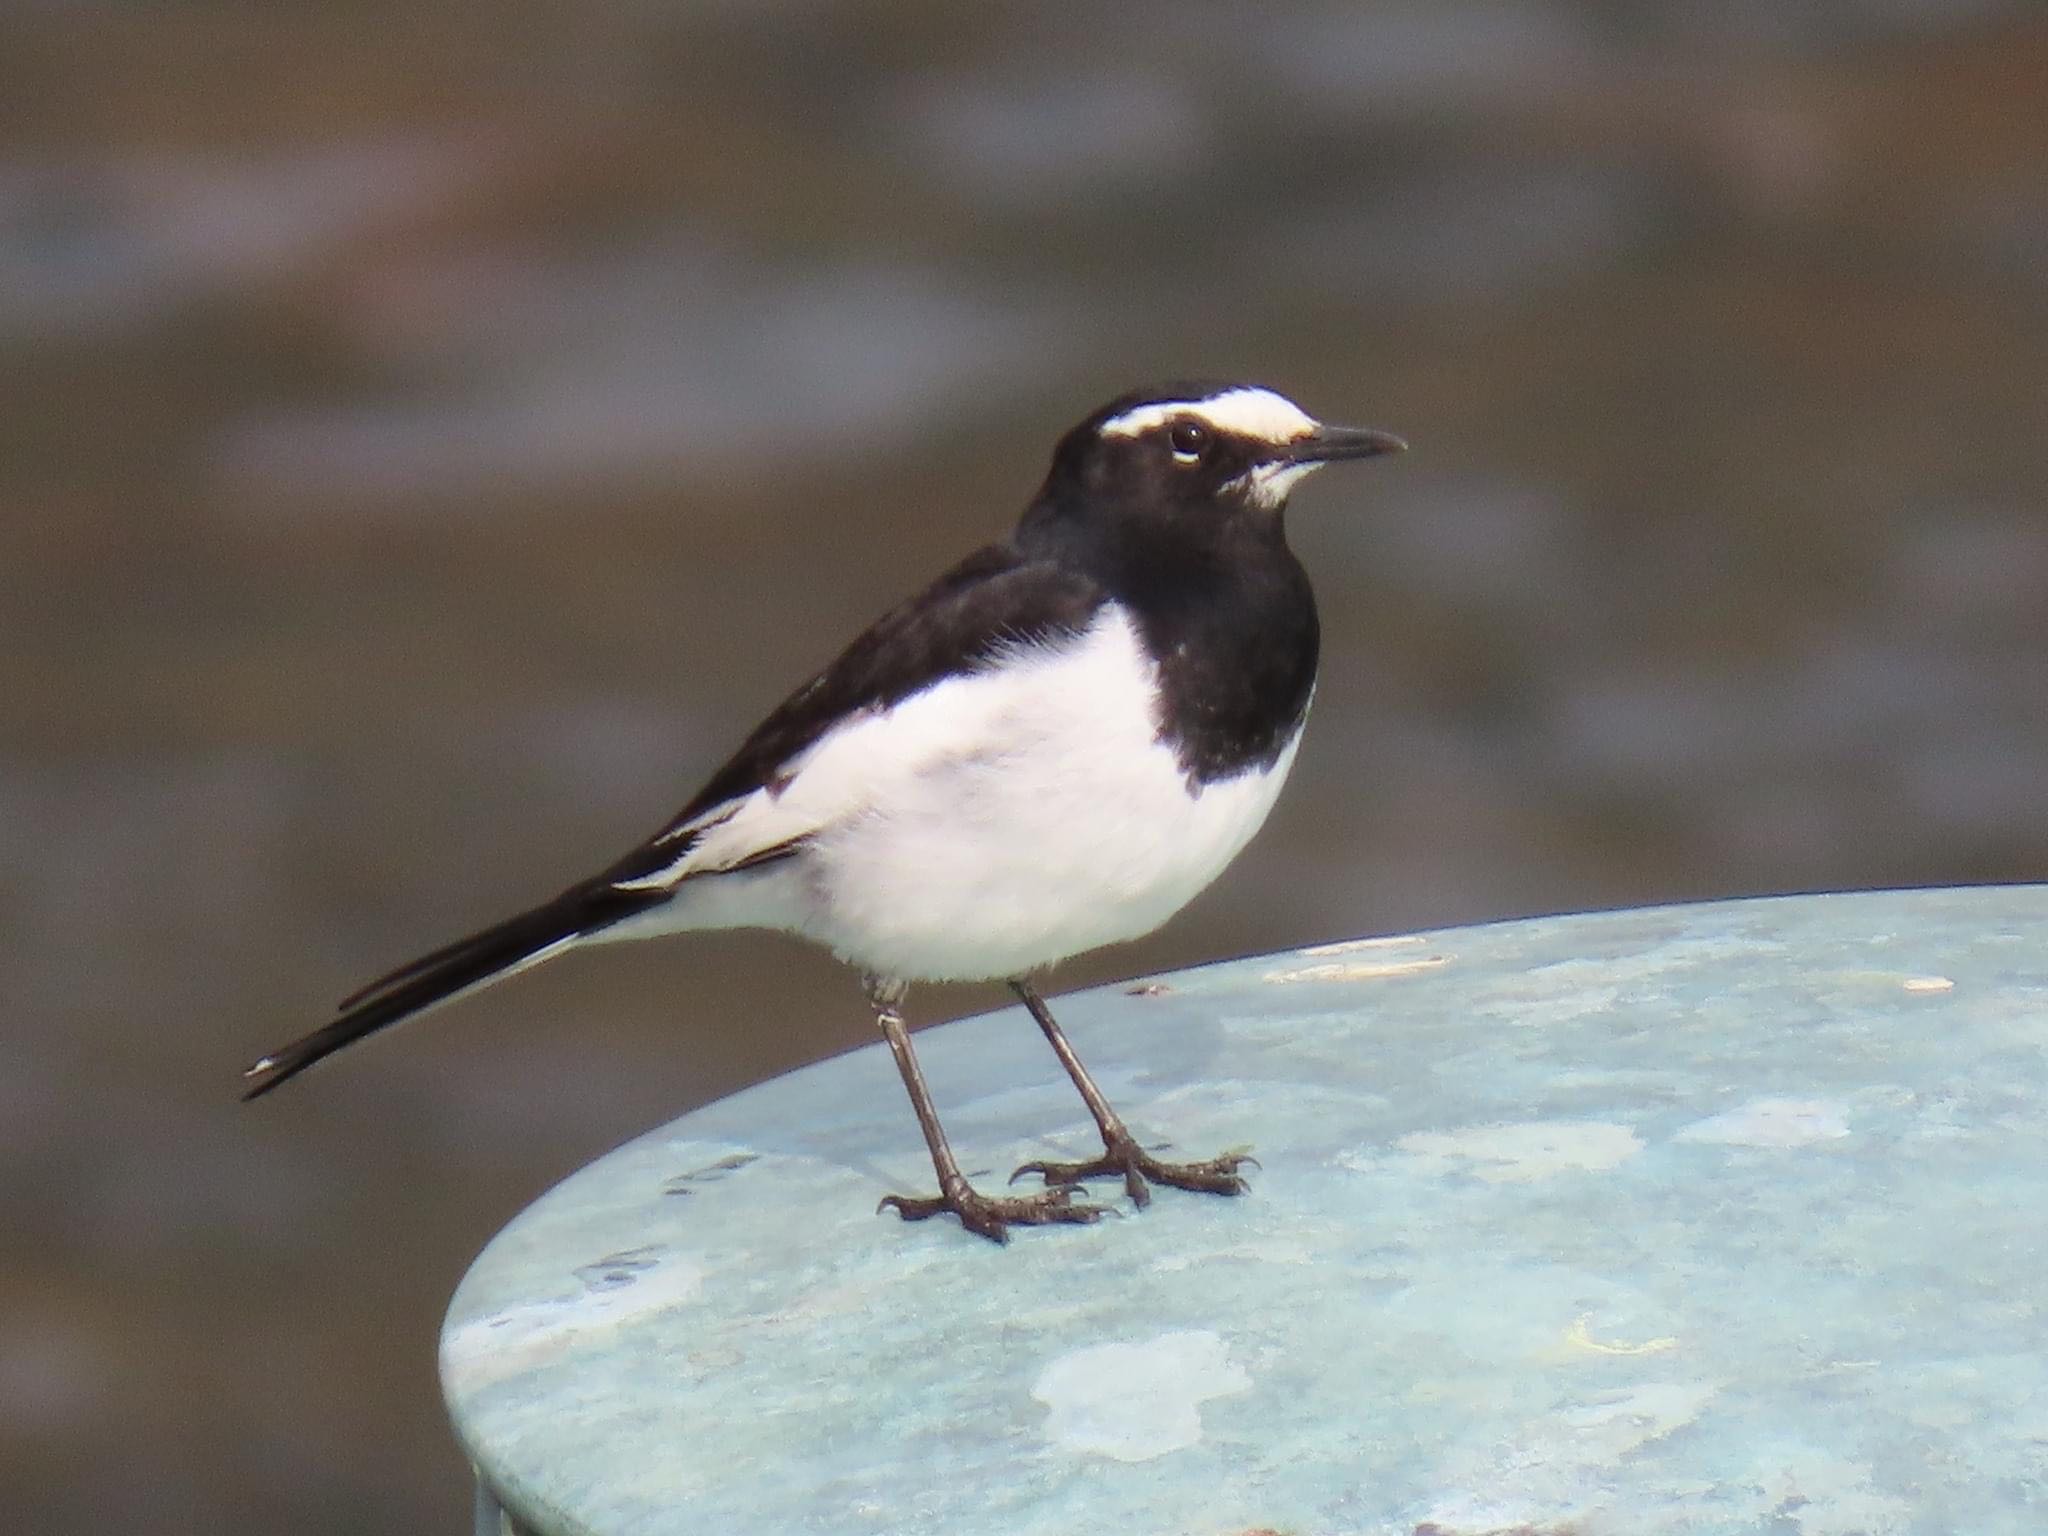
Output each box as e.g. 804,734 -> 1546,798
334,921 -> 507,1012
242,883 -> 665,1100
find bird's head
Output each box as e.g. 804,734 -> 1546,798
1038,381 -> 1405,526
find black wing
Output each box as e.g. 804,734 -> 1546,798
601,538 -> 1108,884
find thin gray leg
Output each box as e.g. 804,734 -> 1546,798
867,975 -> 1106,1243
1009,977 -> 1256,1206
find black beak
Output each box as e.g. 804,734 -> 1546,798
1282,424 -> 1408,464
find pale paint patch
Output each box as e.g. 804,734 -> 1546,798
604,608 -> 1304,981
1032,1330 -> 1250,1462
1296,932 -> 1431,957
1394,1120 -> 1643,1183
1676,1098 -> 1850,1148
1262,954 -> 1448,984
1902,974 -> 1954,993
1097,385 -> 1318,444
1566,1314 -> 1679,1356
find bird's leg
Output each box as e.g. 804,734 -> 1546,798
1007,978 -> 1254,1207
867,976 -> 1105,1243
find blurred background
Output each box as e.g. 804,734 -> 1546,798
3,1 -> 2045,1529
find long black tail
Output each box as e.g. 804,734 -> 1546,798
241,883 -> 666,1100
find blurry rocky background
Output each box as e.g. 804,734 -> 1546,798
4,2 -> 2045,1530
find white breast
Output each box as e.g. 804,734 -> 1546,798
603,608 -> 1305,983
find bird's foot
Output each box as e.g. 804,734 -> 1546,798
1011,1134 -> 1257,1208
877,1178 -> 1107,1245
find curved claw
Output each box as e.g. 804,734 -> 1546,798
877,1181 -> 1105,1244
1009,1135 -> 1258,1205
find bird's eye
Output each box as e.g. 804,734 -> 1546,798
1168,421 -> 1209,462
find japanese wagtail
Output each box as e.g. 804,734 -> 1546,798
244,381 -> 1405,1242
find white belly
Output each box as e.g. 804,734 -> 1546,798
602,608 -> 1305,983
796,612 -> 1302,980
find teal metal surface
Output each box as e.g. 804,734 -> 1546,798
441,888 -> 2048,1535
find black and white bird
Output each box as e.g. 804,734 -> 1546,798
243,381 -> 1404,1241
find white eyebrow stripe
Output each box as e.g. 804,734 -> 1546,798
1098,387 -> 1319,444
